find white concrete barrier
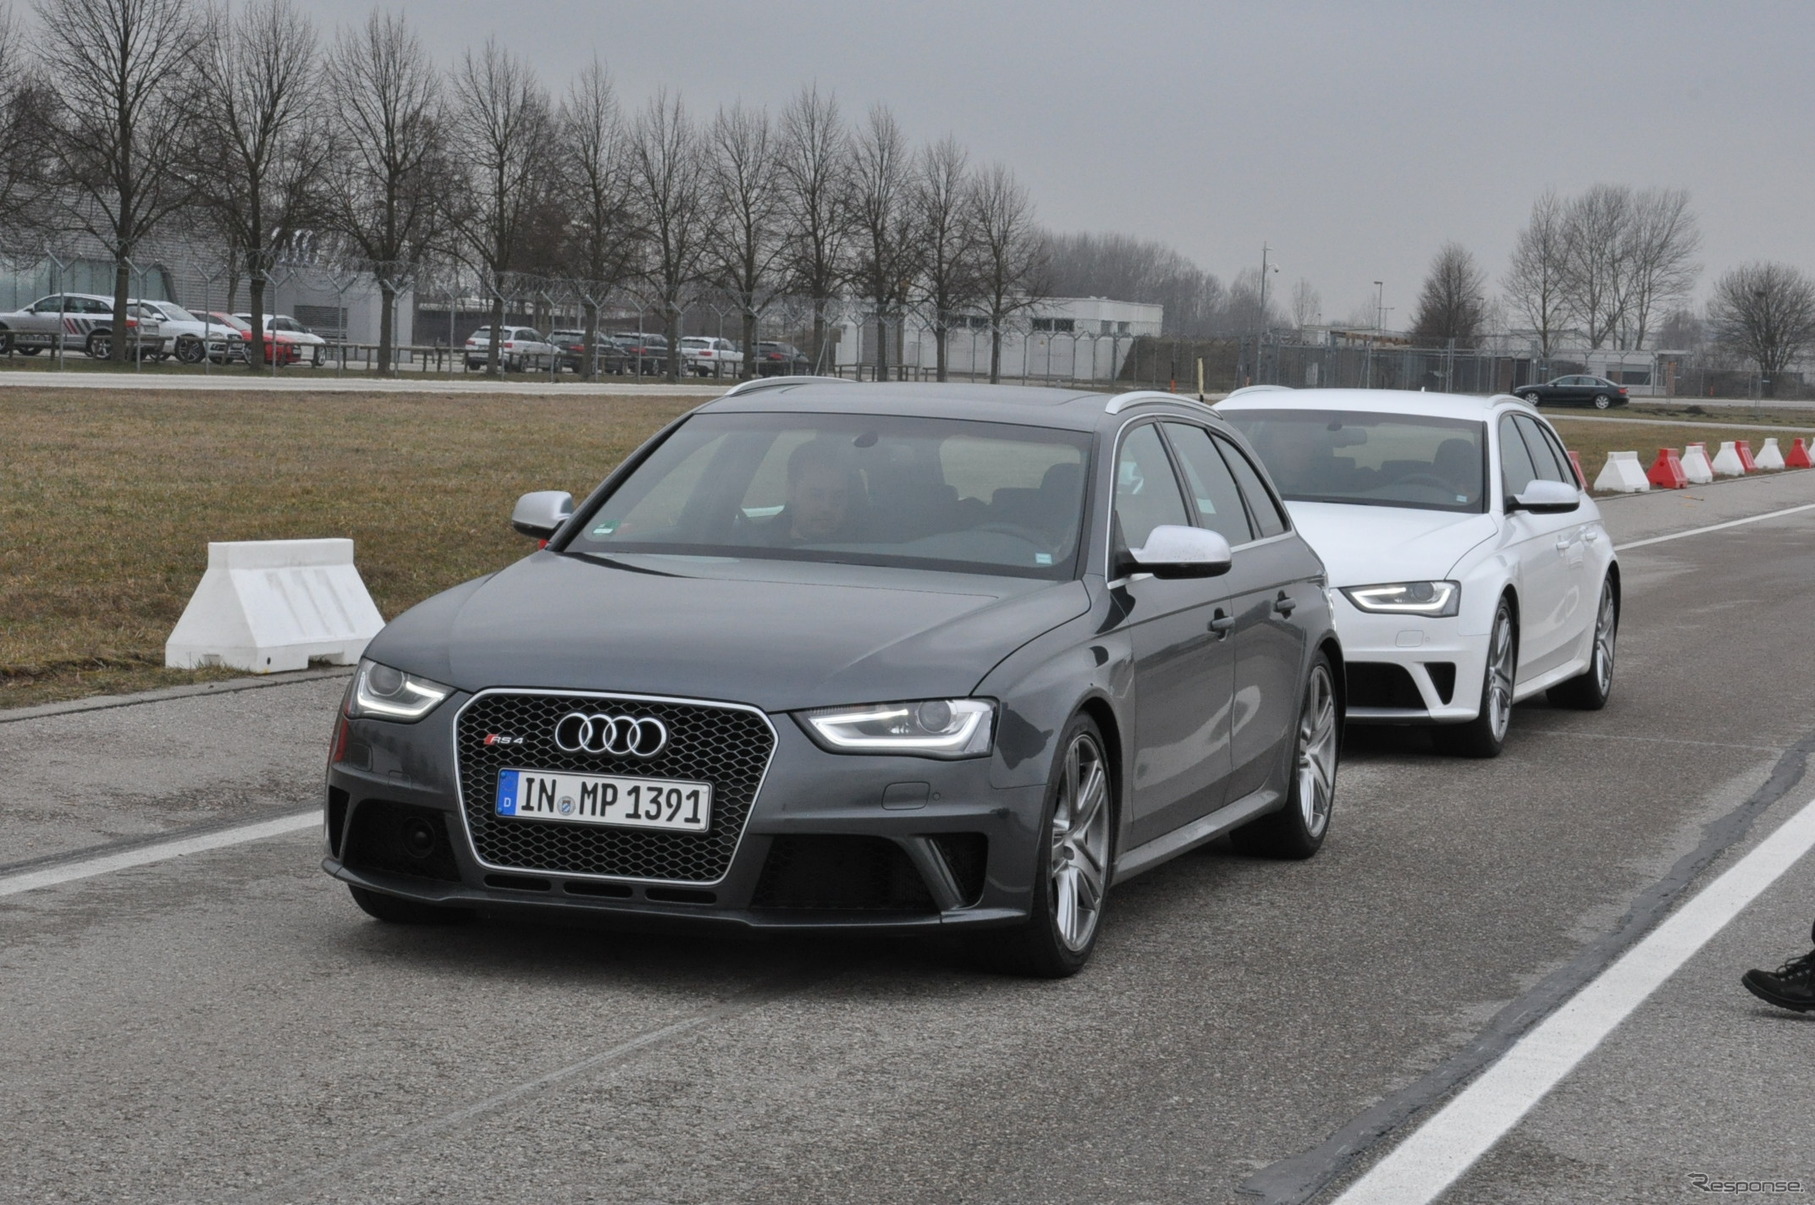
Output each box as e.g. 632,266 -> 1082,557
1680,443 -> 1715,484
1710,441 -> 1748,477
165,539 -> 385,673
1755,437 -> 1786,470
1593,450 -> 1651,493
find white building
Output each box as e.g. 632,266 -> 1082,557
836,296 -> 1164,381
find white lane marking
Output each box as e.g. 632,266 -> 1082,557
0,811 -> 317,898
1332,794 -> 1815,1205
1615,501 -> 1815,551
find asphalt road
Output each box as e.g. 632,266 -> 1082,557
4,472 -> 1814,1204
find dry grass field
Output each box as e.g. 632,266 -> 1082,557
1,388 -> 695,707
3,387 -> 1811,709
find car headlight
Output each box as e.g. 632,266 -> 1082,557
800,698 -> 995,758
347,659 -> 453,721
1340,581 -> 1460,617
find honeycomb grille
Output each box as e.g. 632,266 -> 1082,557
456,692 -> 774,883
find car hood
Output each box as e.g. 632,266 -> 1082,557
1284,501 -> 1498,585
368,552 -> 1092,713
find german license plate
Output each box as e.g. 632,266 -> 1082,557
495,768 -> 711,832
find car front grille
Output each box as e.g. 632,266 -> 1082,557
455,691 -> 775,884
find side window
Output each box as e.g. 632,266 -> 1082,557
1514,415 -> 1571,485
1498,415 -> 1538,498
1113,424 -> 1191,553
1215,436 -> 1289,538
1161,422 -> 1253,545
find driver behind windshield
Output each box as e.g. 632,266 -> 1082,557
759,437 -> 857,544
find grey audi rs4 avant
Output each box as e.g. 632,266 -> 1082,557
323,379 -> 1343,975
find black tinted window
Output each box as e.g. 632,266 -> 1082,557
1114,424 -> 1191,552
1514,415 -> 1571,485
1499,415 -> 1538,497
1162,423 -> 1253,545
1216,437 -> 1289,538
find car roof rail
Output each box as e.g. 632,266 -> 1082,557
1103,389 -> 1214,415
1220,384 -> 1294,404
1491,392 -> 1537,408
720,375 -> 849,397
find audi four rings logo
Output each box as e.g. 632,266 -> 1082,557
552,712 -> 670,758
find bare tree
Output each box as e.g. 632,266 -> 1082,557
1411,242 -> 1488,346
968,162 -> 1045,384
908,136 -> 976,382
0,5 -> 50,240
555,60 -> 635,379
1504,189 -> 1570,360
1290,278 -> 1321,329
321,10 -> 446,374
847,104 -> 918,380
1221,267 -> 1285,337
706,101 -> 782,381
1558,184 -> 1633,349
188,0 -> 321,368
34,0 -> 197,361
448,38 -> 554,376
1620,186 -> 1700,349
1042,230 -> 1224,337
776,85 -> 849,371
628,88 -> 712,384
1708,262 -> 1815,396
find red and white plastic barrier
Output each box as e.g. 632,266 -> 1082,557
1646,447 -> 1689,489
1680,443 -> 1715,484
1786,438 -> 1814,469
1736,440 -> 1760,472
1594,451 -> 1651,493
1710,441 -> 1748,477
1755,437 -> 1786,471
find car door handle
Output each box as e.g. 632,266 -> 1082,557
1555,536 -> 1574,551
1583,529 -> 1600,542
1272,592 -> 1296,616
1209,611 -> 1235,637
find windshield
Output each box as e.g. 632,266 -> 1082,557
1221,408 -> 1486,513
566,412 -> 1093,579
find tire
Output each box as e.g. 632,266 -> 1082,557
0,329 -> 11,354
1548,576 -> 1617,710
312,347 -> 323,367
16,345 -> 36,355
1592,393 -> 1612,410
85,331 -> 110,359
977,713 -> 1113,978
1230,653 -> 1338,859
347,884 -> 469,925
1522,391 -> 1540,404
1435,597 -> 1517,758
175,336 -> 206,364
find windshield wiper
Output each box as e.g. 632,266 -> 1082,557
560,550 -> 686,578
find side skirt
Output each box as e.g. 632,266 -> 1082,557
1112,787 -> 1282,886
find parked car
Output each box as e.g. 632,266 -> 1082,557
1219,385 -> 1618,758
235,313 -> 328,367
465,325 -> 556,372
323,381 -> 1343,977
679,336 -> 744,377
0,292 -> 159,359
1516,375 -> 1629,409
610,332 -> 670,375
547,329 -> 627,375
753,340 -> 810,377
201,312 -> 301,365
132,300 -> 238,364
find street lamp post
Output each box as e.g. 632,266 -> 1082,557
1257,243 -> 1279,384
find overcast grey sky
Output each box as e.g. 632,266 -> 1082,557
350,0 -> 1810,323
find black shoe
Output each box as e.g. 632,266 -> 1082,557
1741,949 -> 1815,1012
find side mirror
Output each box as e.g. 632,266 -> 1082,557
1124,525 -> 1233,579
1509,479 -> 1581,515
511,490 -> 574,540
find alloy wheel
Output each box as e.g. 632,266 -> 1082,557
1592,583 -> 1617,694
1485,608 -> 1515,741
1296,663 -> 1338,836
1049,731 -> 1110,953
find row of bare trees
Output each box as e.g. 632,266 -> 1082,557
1503,184 -> 1702,357
0,0 -> 1053,380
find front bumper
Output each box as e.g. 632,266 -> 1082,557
1332,596 -> 1489,724
324,694 -> 1044,933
